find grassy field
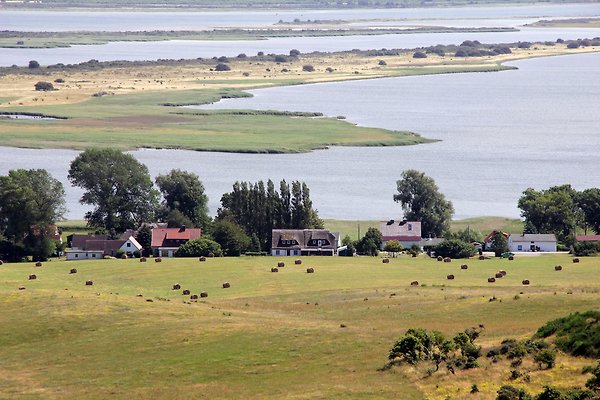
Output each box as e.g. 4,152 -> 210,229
1,42 -> 597,153
526,18 -> 600,28
0,254 -> 598,399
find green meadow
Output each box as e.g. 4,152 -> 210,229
1,254 -> 598,399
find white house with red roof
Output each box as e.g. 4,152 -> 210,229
151,226 -> 201,257
379,220 -> 422,249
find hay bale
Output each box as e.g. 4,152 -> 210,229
306,267 -> 315,274
447,274 -> 455,280
85,280 -> 93,286
460,264 -> 468,270
35,262 -> 42,267
499,270 -> 507,276
495,272 -> 503,278
382,258 -> 390,264
146,299 -> 153,302
277,261 -> 285,268
573,258 -> 580,263
271,267 -> 278,273
479,255 -> 485,260
18,285 -> 26,290
140,257 -> 147,262
522,279 -> 530,285
190,294 -> 198,300
554,265 -> 562,271
508,255 -> 514,261
443,257 -> 451,263
437,256 -> 443,261
294,259 -> 302,265
410,281 -> 419,286
172,283 -> 181,290
208,252 -> 215,258
0,260 -> 4,265
200,292 -> 208,298
121,254 -> 128,259
182,289 -> 190,295
69,268 -> 77,274
222,282 -> 230,288
28,274 -> 37,280
155,257 -> 162,263
487,277 -> 496,283
199,256 -> 206,262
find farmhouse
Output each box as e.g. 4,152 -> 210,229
151,226 -> 201,257
379,220 -> 422,249
271,229 -> 339,256
508,233 -> 557,252
65,234 -> 143,260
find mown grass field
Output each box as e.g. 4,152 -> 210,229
1,254 -> 598,399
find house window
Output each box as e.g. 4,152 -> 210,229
518,245 -> 522,251
92,254 -> 96,258
127,242 -> 131,247
318,240 -> 322,246
408,224 -> 412,231
75,254 -> 78,258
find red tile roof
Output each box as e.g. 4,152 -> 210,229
576,235 -> 600,242
151,227 -> 201,248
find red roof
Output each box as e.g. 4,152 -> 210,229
151,227 -> 201,248
576,235 -> 600,242
483,230 -> 509,244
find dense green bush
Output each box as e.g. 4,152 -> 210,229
212,219 -> 251,256
175,238 -> 223,257
34,81 -> 54,91
383,240 -> 403,253
214,63 -> 231,71
573,241 -> 598,257
289,49 -> 300,57
412,51 -> 427,58
496,385 -> 532,400
28,60 -> 39,69
535,311 -> 600,358
302,64 -> 315,72
435,239 -> 476,259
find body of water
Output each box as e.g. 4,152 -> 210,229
1,53 -> 599,221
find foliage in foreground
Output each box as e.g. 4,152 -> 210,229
174,237 -> 223,257
435,238 -> 476,259
535,311 -> 600,358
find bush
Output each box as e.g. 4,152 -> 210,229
567,42 -> 581,49
435,239 -> 476,259
573,241 -> 598,256
212,220 -> 251,256
214,63 -> 231,71
518,42 -> 532,49
384,240 -> 403,253
289,49 -> 300,57
325,67 -> 334,73
412,51 -> 427,59
28,60 -> 40,69
378,60 -> 387,65
534,349 -> 556,369
34,81 -> 54,91
535,311 -> 600,358
54,78 -> 65,83
175,238 -> 223,257
274,55 -> 288,63
237,53 -> 247,58
115,249 -> 125,259
302,65 -> 315,72
455,49 -> 468,57
497,385 -> 532,400
217,56 -> 229,62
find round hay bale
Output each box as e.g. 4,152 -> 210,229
460,264 -> 468,270
18,285 -> 26,290
382,258 -> 390,264
277,261 -> 285,268
200,292 -> 208,298
172,283 -> 181,290
443,257 -> 451,263
487,277 -> 496,283
499,270 -> 507,276
522,279 -> 530,285
508,255 -> 514,261
573,258 -> 580,263
554,265 -> 562,271
222,282 -> 231,288
447,274 -> 455,280
85,280 -> 93,286
0,260 -> 4,265
155,257 -> 162,263
271,267 -> 279,273
437,256 -> 443,261
35,262 -> 42,267
495,272 -> 503,279
140,257 -> 147,262
190,294 -> 198,300
146,299 -> 153,302
306,267 -> 315,274
121,254 -> 128,259
199,256 -> 206,262
208,252 -> 215,258
294,259 -> 302,265
479,255 -> 485,260
28,274 -> 37,280
69,268 -> 77,274
410,281 -> 419,286
182,289 -> 190,295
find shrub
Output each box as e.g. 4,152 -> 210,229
496,385 -> 532,400
325,67 -> 334,73
54,78 -> 65,83
28,60 -> 40,69
534,349 -> 556,369
302,65 -> 315,72
435,239 -> 476,259
573,241 -> 598,256
274,55 -> 288,63
175,238 -> 223,257
237,53 -> 247,58
257,51 -> 264,56
518,42 -> 532,49
412,51 -> 427,59
455,49 -> 468,57
115,249 -> 125,259
378,60 -> 387,65
34,81 -> 54,91
567,42 -> 581,49
289,49 -> 300,57
408,244 -> 421,257
217,56 -> 229,62
214,63 -> 231,71
383,240 -> 403,253
535,311 -> 600,358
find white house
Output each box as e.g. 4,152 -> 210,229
65,235 -> 143,260
379,220 -> 422,249
508,233 -> 557,253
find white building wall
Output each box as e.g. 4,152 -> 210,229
66,251 -> 104,260
509,240 -> 556,252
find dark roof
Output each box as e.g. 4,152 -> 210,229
510,234 -> 557,242
271,229 -> 338,250
70,234 -> 108,249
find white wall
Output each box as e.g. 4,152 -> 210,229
509,240 -> 556,252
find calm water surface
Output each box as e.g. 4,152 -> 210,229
1,53 -> 599,220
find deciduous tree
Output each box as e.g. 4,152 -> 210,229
155,169 -> 210,228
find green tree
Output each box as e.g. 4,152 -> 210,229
68,148 -> 159,236
490,231 -> 509,257
212,219 -> 251,256
339,234 -> 355,256
577,188 -> 600,234
356,227 -> 383,256
175,237 -> 222,257
135,225 -> 152,257
0,169 -> 65,261
497,385 -> 532,400
383,240 -> 403,253
155,169 -> 210,229
394,170 -> 454,238
435,239 -> 475,259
